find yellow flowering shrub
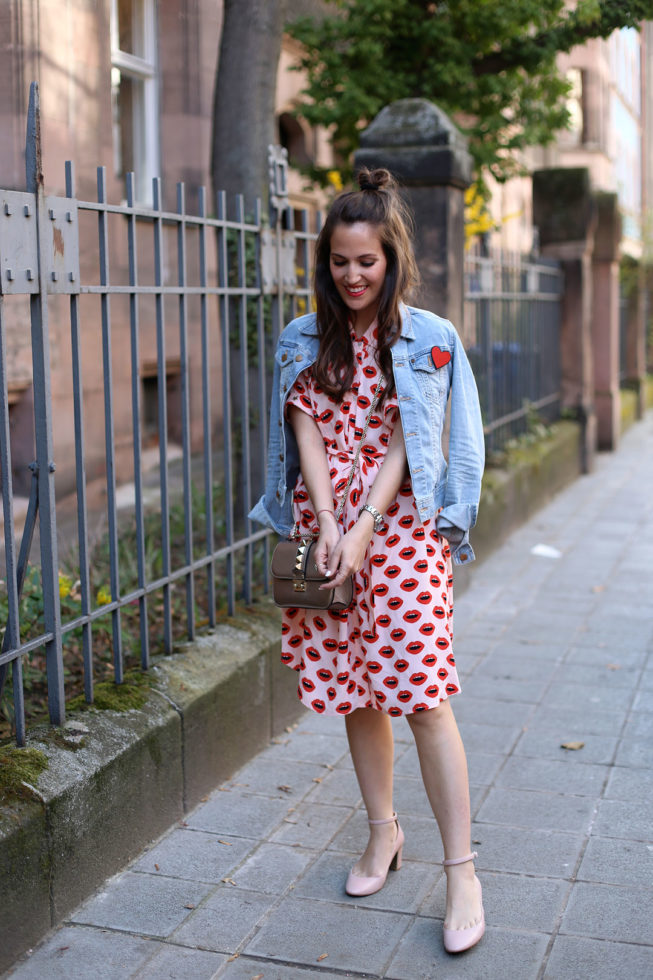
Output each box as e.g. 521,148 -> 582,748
96,586 -> 112,606
326,170 -> 343,192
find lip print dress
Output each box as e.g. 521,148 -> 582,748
282,321 -> 460,717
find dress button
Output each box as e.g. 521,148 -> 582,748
296,354 -> 303,361
281,353 -> 287,362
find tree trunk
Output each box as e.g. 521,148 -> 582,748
211,0 -> 287,215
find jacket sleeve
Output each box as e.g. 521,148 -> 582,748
436,326 -> 485,565
248,336 -> 296,535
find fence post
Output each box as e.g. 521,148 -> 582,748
25,81 -> 65,723
354,99 -> 472,332
591,192 -> 622,450
533,167 -> 598,473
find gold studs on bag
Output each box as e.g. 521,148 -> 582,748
293,541 -> 307,591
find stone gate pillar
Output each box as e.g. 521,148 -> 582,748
533,168 -> 598,473
354,98 -> 472,332
624,262 -> 648,419
591,192 -> 622,450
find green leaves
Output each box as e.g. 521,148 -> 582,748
287,0 -> 652,185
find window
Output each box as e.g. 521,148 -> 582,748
111,0 -> 159,203
564,68 -> 584,145
279,113 -> 314,168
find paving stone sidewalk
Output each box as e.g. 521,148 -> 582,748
6,415 -> 653,980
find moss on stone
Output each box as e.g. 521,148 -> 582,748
0,746 -> 48,803
67,670 -> 152,714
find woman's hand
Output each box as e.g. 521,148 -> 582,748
320,515 -> 374,589
313,512 -> 341,578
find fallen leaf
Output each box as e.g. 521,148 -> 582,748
561,741 -> 585,751
312,777 -> 323,784
179,821 -> 188,827
606,663 -> 622,671
218,840 -> 233,846
472,839 -> 482,845
154,863 -> 160,871
283,818 -> 298,824
200,795 -> 209,802
56,946 -> 70,954
226,953 -> 240,963
218,787 -> 231,792
323,763 -> 334,770
591,584 -> 605,593
278,784 -> 293,794
222,877 -> 237,886
184,903 -> 195,910
251,974 -> 264,979
317,953 -> 329,961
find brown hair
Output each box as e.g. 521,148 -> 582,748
313,168 -> 419,402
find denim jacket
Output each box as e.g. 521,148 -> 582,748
249,304 -> 485,565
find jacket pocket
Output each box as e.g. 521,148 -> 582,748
276,342 -> 300,366
409,348 -> 449,400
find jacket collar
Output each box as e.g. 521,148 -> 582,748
399,303 -> 414,339
297,303 -> 415,340
298,315 -> 319,337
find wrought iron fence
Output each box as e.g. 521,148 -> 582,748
464,245 -> 563,453
0,84 -> 319,744
1,87 -> 567,747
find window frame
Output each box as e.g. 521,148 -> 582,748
110,0 -> 160,204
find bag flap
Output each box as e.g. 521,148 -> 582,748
270,539 -> 328,582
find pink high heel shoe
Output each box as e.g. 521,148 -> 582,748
442,851 -> 485,953
345,812 -> 405,897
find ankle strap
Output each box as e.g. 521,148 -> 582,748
442,850 -> 478,867
368,811 -> 397,826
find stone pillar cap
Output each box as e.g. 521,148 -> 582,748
360,98 -> 465,150
356,98 -> 472,188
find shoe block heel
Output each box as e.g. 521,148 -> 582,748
390,844 -> 403,871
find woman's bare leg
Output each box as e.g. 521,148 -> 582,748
345,707 -> 399,876
406,700 -> 483,931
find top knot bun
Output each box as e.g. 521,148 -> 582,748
357,168 -> 395,192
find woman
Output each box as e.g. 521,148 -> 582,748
250,168 -> 485,953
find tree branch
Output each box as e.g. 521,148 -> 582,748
473,1 -> 651,77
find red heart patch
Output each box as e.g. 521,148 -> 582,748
431,346 -> 451,369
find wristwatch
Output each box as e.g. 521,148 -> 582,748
359,503 -> 384,532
